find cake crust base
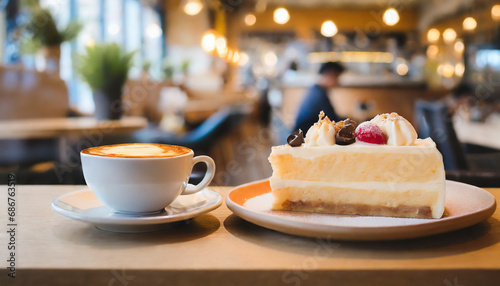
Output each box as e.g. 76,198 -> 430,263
279,200 -> 433,219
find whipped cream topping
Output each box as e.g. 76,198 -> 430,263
370,113 -> 417,146
305,111 -> 336,147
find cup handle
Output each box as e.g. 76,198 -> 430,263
182,155 -> 216,195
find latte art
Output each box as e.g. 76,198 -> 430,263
82,143 -> 191,158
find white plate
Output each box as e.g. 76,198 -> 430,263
226,179 -> 497,241
52,188 -> 222,233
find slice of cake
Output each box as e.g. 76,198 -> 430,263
268,112 -> 445,219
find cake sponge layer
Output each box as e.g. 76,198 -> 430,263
269,144 -> 444,184
279,199 -> 433,219
271,180 -> 445,219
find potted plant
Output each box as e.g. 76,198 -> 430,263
163,61 -> 175,83
141,60 -> 151,80
77,43 -> 135,120
180,59 -> 190,75
21,8 -> 82,71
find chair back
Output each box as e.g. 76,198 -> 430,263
135,104 -> 250,153
0,65 -> 69,120
414,100 -> 468,170
0,66 -> 66,166
183,105 -> 249,149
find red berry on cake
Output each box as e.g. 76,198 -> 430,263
355,122 -> 387,145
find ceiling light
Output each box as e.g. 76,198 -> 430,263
443,28 -> 456,44
437,64 -> 443,76
263,51 -> 277,67
273,8 -> 290,25
307,51 -> 394,63
463,17 -> 477,31
321,21 -> 338,37
244,13 -> 256,26
427,28 -> 440,43
442,63 -> 455,78
383,8 -> 399,26
232,51 -> 240,63
217,46 -> 228,58
455,63 -> 465,77
215,36 -> 227,55
201,30 -> 217,53
454,40 -> 464,54
396,63 -> 409,76
492,5 -> 500,20
183,0 -> 203,16
226,49 -> 234,61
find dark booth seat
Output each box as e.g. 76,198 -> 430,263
415,100 -> 500,187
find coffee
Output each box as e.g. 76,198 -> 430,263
81,143 -> 215,213
82,143 -> 191,158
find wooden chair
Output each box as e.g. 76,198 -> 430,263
0,65 -> 69,120
0,66 -> 68,182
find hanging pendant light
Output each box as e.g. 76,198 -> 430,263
492,5 -> 500,20
463,17 -> 477,31
183,0 -> 203,16
274,7 -> 290,25
215,36 -> 228,56
244,13 -> 257,26
201,30 -> 217,53
443,28 -> 457,44
383,8 -> 399,26
427,28 -> 440,43
321,21 -> 338,37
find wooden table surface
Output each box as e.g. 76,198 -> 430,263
0,116 -> 148,140
1,185 -> 499,286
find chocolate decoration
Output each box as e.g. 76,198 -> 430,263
344,118 -> 358,128
287,129 -> 304,147
334,121 -> 344,133
335,124 -> 356,145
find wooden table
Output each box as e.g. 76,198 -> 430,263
1,185 -> 499,286
0,117 -> 148,163
0,116 -> 148,140
454,117 -> 500,150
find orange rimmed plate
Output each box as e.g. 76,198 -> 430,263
226,179 -> 496,241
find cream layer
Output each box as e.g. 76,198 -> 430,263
269,146 -> 444,183
270,138 -> 436,158
271,179 -> 445,219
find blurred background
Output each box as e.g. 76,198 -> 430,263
0,0 -> 499,186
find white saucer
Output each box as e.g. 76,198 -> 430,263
226,179 -> 497,240
51,188 -> 222,233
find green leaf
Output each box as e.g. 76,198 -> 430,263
77,43 -> 136,97
21,8 -> 82,51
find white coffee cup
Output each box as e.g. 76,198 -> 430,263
81,143 -> 215,214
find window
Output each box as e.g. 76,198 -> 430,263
34,0 -> 165,113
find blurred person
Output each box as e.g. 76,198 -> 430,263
294,62 -> 344,132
